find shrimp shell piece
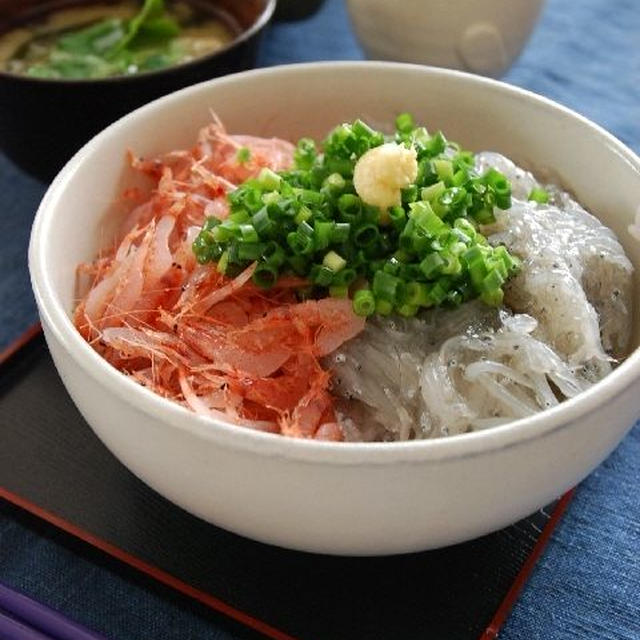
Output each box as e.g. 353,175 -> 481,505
179,371 -> 278,433
188,262 -> 257,316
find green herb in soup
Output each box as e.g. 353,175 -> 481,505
1,0 -> 234,79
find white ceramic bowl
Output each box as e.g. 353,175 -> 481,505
29,62 -> 640,555
346,0 -> 545,77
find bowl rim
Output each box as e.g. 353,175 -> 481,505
29,60 -> 640,465
0,0 -> 276,84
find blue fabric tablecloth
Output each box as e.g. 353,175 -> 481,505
1,0 -> 639,638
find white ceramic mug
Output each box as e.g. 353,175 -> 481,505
346,0 -> 545,77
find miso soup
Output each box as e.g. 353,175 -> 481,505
0,0 -> 236,79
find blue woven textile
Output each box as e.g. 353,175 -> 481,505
0,0 -> 638,638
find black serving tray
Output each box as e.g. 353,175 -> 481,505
0,327 -> 572,640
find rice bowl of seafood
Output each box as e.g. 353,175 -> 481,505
29,62 -> 640,554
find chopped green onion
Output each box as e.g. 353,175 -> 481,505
229,210 -> 250,223
325,157 -> 354,178
484,168 -> 511,210
395,112 -> 414,134
441,187 -> 468,213
421,181 -> 446,203
256,168 -> 281,191
262,191 -> 280,206
451,169 -> 469,187
382,257 -> 401,276
484,168 -> 509,191
253,262 -> 279,288
454,217 -> 476,238
288,254 -> 309,276
469,262 -> 488,287
494,245 -> 521,274
446,289 -> 464,306
294,205 -> 313,225
251,207 -> 272,236
423,131 -> 447,157
353,223 -> 379,248
236,147 -> 251,163
217,249 -> 229,274
528,187 -> 550,204
203,216 -> 220,231
353,289 -> 376,316
238,224 -> 259,243
495,193 -> 512,210
472,207 -> 496,225
405,281 -> 431,307
401,185 -> 418,204
440,254 -> 462,275
314,220 -> 334,250
396,303 -> 418,317
332,268 -> 356,287
323,251 -> 347,272
193,114 -> 520,317
453,150 -> 475,170
331,222 -> 351,243
481,288 -> 504,306
286,231 -> 313,255
297,220 -> 314,239
294,138 -> 317,170
263,241 -> 286,267
311,264 -> 335,286
297,188 -> 324,206
322,172 -> 347,195
352,118 -> 380,140
388,206 -> 406,231
468,177 -> 486,194
410,202 -> 447,236
237,242 -> 265,261
433,159 -> 454,183
372,271 -> 402,303
337,193 -> 362,218
375,298 -> 393,316
329,285 -> 349,298
419,253 -> 444,278
429,279 -> 450,305
481,268 -> 506,292
211,224 -> 233,243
